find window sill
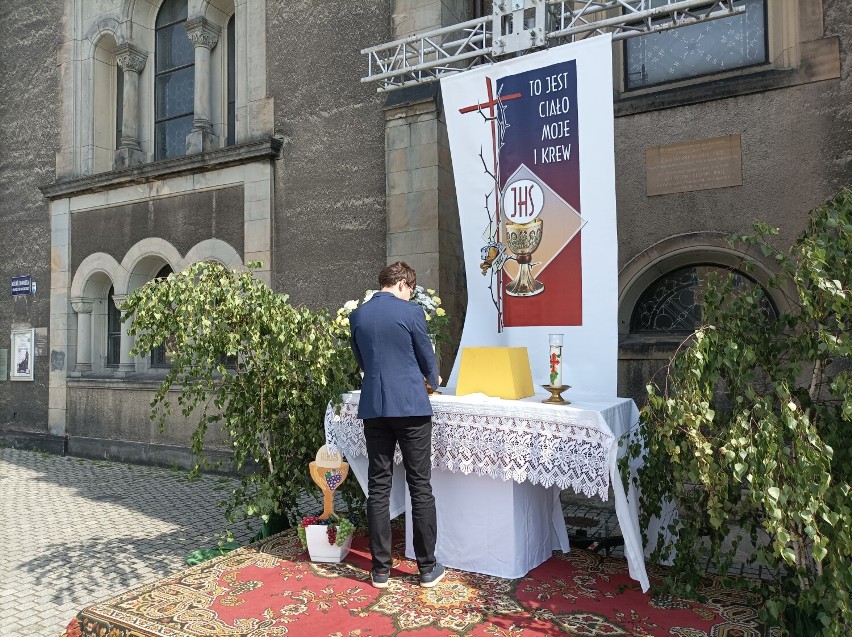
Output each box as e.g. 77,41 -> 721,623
40,137 -> 283,201
618,333 -> 690,360
67,375 -> 171,390
67,370 -> 229,389
615,37 -> 841,117
616,67 -> 794,116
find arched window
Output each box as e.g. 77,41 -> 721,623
226,14 -> 236,146
629,264 -> 777,334
155,0 -> 194,160
115,65 -> 124,149
92,33 -> 120,173
150,264 -> 174,367
106,285 -> 122,367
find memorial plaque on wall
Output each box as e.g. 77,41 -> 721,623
646,134 -> 742,196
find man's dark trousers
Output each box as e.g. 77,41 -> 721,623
364,415 -> 437,573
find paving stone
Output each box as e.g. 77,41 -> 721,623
0,448 -> 262,637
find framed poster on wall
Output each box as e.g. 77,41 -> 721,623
10,328 -> 35,381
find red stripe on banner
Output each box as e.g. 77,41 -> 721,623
502,232 -> 583,327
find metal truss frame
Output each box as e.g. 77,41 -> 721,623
547,0 -> 743,42
362,0 -> 745,91
362,16 -> 494,92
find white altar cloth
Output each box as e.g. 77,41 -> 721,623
323,390 -> 649,590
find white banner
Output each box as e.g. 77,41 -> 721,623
442,36 -> 617,395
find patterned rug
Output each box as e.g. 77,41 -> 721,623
60,530 -> 776,637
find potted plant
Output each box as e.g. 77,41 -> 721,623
298,514 -> 356,563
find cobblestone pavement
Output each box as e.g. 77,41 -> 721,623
0,447 -> 269,637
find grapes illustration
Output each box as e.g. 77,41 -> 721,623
308,451 -> 350,527
325,470 -> 343,491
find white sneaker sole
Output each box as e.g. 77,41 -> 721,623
419,571 -> 446,588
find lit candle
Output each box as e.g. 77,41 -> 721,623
548,334 -> 563,387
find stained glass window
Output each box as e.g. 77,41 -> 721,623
154,0 -> 193,160
625,0 -> 767,90
630,264 -> 777,333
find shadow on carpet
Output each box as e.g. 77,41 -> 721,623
60,529 -> 776,636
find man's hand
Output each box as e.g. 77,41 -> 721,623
425,376 -> 442,393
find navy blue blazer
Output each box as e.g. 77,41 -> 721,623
349,291 -> 439,420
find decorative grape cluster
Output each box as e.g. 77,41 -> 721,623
298,513 -> 357,548
324,470 -> 343,490
297,515 -> 321,548
334,517 -> 356,547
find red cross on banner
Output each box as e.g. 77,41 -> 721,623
458,79 -> 525,331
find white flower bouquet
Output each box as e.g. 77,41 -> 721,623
336,286 -> 449,345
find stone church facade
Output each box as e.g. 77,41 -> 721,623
1,0 -> 850,466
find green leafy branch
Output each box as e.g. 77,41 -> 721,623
624,188 -> 852,635
123,261 -> 363,532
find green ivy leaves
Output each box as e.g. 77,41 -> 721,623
625,188 -> 852,636
124,261 -> 364,531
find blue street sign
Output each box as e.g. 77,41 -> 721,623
11,275 -> 32,296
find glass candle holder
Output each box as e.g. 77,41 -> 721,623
548,334 -> 563,387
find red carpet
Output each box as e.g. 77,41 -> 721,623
61,529 -> 772,636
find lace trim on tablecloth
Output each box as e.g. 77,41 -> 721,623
324,396 -> 615,499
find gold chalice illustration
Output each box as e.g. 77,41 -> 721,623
505,218 -> 544,297
309,445 -> 349,520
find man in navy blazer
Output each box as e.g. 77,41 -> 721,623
349,261 -> 445,589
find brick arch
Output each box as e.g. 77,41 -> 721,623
70,253 -> 123,301
198,0 -> 235,24
177,238 -> 244,272
121,0 -> 161,29
617,232 -> 792,335
119,238 -> 183,295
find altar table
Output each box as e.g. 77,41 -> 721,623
323,390 -> 650,590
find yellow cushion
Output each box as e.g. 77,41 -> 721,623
456,347 -> 534,399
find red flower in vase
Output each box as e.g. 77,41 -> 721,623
549,352 -> 560,373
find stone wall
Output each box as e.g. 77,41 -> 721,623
66,379 -> 230,469
69,187 -> 245,275
615,0 -> 852,403
266,0 -> 391,309
381,0 -> 471,379
0,1 -> 62,445
614,82 -> 851,277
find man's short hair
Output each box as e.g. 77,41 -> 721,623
379,261 -> 416,290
